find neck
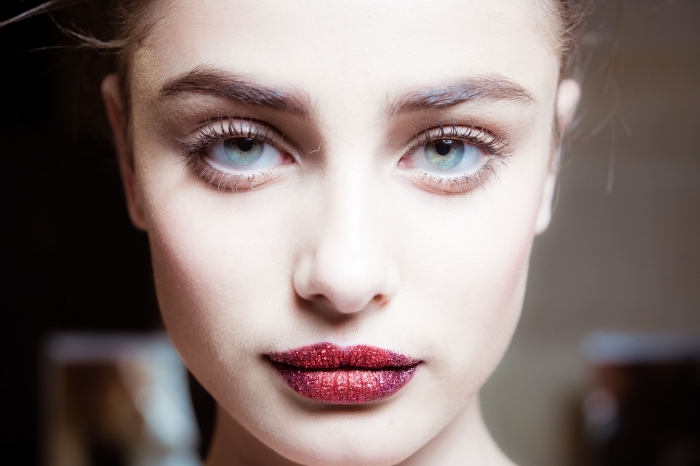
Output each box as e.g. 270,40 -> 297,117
205,394 -> 515,466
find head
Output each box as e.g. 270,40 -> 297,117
96,0 -> 585,464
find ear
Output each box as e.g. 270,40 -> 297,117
534,78 -> 580,235
101,74 -> 148,230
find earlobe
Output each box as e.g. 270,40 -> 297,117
535,79 -> 581,235
101,74 -> 148,230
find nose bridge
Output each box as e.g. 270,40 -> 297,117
295,162 -> 397,315
325,166 -> 375,255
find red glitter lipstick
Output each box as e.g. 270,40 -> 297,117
267,342 -> 420,404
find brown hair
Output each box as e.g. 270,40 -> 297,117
3,0 -> 593,92
1,0 -> 594,159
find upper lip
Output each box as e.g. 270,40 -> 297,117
267,342 -> 420,369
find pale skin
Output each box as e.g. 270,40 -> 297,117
102,0 -> 580,465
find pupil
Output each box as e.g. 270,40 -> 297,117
435,140 -> 452,156
237,138 -> 255,152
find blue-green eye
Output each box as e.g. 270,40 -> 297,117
412,138 -> 486,175
223,138 -> 264,165
424,139 -> 464,170
207,137 -> 286,173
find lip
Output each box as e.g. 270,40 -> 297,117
267,342 -> 420,404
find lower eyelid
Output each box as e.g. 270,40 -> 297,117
402,159 -> 501,195
186,155 -> 291,192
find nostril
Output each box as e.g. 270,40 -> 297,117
310,294 -> 329,306
372,293 -> 387,307
304,289 -> 386,316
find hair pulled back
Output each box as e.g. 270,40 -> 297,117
4,0 -> 593,85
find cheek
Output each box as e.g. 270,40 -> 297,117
391,161 -> 546,398
431,225 -> 530,387
402,205 -> 531,367
142,176 -> 298,387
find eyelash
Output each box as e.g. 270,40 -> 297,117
180,117 -> 510,194
401,122 -> 510,194
180,117 -> 292,192
413,122 -> 506,156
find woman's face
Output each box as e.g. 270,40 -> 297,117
107,0 -> 575,464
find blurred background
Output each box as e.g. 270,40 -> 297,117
0,0 -> 698,465
481,1 -> 700,465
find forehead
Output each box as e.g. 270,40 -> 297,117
133,0 -> 559,105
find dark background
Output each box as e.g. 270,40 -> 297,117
1,1 -> 699,465
1,2 -> 160,464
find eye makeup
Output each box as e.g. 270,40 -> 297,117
177,114 -> 512,195
178,116 -> 296,192
398,122 -> 511,194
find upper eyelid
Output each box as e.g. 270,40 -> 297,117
180,117 -> 296,158
421,123 -> 498,141
408,124 -> 509,157
181,117 -> 508,162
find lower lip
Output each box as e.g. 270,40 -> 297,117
277,366 -> 418,404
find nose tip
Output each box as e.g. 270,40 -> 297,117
292,165 -> 399,318
293,248 -> 398,317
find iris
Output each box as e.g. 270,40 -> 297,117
424,139 -> 464,170
223,138 -> 264,166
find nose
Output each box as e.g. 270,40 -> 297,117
293,171 -> 399,317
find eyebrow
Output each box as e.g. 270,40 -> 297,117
159,67 -> 533,120
159,67 -> 312,118
388,76 -> 535,116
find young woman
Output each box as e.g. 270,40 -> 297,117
16,0 -> 588,464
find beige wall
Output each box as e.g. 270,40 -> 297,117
481,2 -> 700,465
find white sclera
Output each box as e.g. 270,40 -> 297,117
413,139 -> 487,175
207,137 -> 286,173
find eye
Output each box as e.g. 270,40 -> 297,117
206,137 -> 287,173
411,138 -> 487,175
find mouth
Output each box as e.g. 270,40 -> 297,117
266,342 -> 421,404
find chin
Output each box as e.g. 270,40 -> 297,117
236,399 -> 437,466
268,431 -> 419,466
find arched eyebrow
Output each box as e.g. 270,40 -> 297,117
387,76 -> 535,116
159,66 -> 312,118
159,68 -> 533,120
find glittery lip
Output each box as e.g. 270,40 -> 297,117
267,342 -> 420,404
